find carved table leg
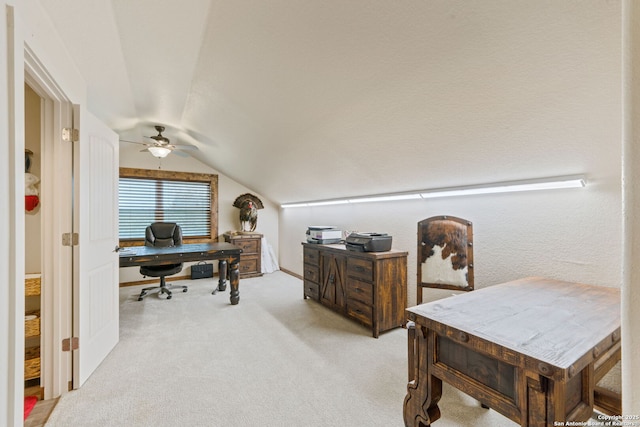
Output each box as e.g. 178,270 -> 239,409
215,259 -> 228,294
404,323 -> 442,427
229,260 -> 240,305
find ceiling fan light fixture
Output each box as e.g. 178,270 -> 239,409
148,146 -> 171,158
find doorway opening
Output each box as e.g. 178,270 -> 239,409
24,54 -> 74,403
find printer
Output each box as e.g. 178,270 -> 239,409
345,232 -> 392,252
306,226 -> 342,244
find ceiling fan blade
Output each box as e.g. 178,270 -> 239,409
172,145 -> 198,151
172,150 -> 190,158
120,139 -> 151,146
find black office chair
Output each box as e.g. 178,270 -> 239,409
138,222 -> 188,301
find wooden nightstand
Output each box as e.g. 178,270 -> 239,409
224,232 -> 263,278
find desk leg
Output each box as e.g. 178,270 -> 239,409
229,261 -> 240,305
404,324 -> 441,427
215,260 -> 228,294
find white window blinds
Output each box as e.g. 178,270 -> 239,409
119,177 -> 211,239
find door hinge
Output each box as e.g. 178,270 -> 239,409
62,337 -> 79,351
62,127 -> 79,142
62,232 -> 79,246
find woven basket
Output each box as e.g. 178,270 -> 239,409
25,275 -> 41,297
24,346 -> 40,380
25,311 -> 40,338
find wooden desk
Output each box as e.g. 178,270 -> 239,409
403,277 -> 621,427
119,242 -> 243,305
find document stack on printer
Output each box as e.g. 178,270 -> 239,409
306,226 -> 342,244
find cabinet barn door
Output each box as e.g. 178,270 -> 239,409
320,253 -> 347,311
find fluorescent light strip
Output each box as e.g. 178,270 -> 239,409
349,193 -> 423,203
307,200 -> 349,206
280,175 -> 586,208
420,176 -> 586,199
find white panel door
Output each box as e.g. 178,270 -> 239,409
74,109 -> 119,387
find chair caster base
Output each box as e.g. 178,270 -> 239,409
137,283 -> 187,301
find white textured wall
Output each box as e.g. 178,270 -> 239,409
118,144 -> 279,283
279,1 -> 622,298
280,181 -> 620,306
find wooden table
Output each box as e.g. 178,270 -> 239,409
119,242 -> 243,305
403,277 -> 621,427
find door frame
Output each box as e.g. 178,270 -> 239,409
24,46 -> 74,399
2,4 -> 26,425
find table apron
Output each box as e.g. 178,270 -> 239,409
119,252 -> 241,267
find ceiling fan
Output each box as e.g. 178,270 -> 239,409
120,125 -> 198,158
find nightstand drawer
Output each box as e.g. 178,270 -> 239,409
347,258 -> 374,282
235,239 -> 259,254
346,279 -> 373,305
239,257 -> 258,275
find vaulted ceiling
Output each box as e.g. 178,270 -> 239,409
37,0 -> 617,205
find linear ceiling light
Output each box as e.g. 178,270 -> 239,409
348,193 -> 423,204
280,175 -> 586,208
420,175 -> 586,199
307,200 -> 349,206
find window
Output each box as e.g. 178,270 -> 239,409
119,168 -> 218,244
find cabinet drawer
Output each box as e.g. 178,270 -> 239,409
346,279 -> 373,305
304,248 -> 320,266
234,239 -> 259,254
239,257 -> 258,274
347,299 -> 373,326
304,264 -> 320,283
347,258 -> 374,282
304,280 -> 320,300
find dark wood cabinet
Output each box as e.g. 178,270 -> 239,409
224,232 -> 263,278
303,243 -> 407,338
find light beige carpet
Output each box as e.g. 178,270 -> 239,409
46,271 -> 526,426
